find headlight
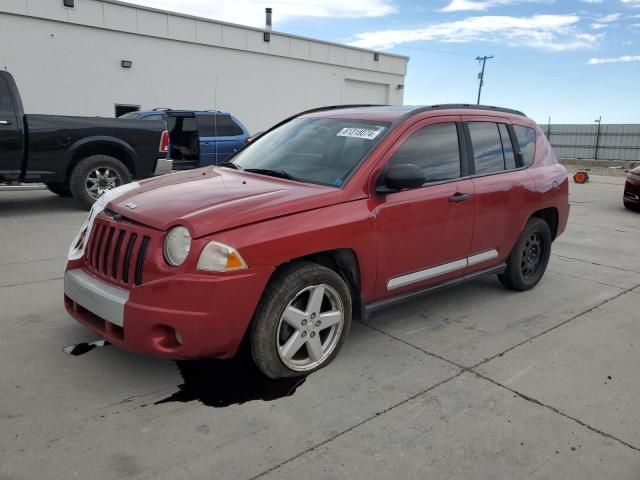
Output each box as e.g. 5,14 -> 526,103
197,241 -> 247,272
164,226 -> 191,266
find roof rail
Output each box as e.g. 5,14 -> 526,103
152,107 -> 173,111
416,104 -> 527,117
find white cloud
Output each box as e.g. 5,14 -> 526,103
127,0 -> 396,27
581,0 -> 603,4
590,22 -> 607,29
597,13 -> 622,22
621,0 -> 640,6
350,14 -> 600,51
587,54 -> 640,64
439,0 -> 553,12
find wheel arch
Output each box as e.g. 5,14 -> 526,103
65,137 -> 136,181
274,248 -> 363,319
530,207 -> 559,240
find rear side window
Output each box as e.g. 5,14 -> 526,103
215,115 -> 244,136
513,125 -> 536,167
498,124 -> 517,170
468,122 -> 505,175
195,114 -> 216,137
389,122 -> 461,183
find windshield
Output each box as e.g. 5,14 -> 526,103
231,117 -> 390,187
118,112 -> 142,119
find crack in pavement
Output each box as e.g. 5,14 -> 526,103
347,285 -> 640,466
472,371 -> 640,452
0,255 -> 66,267
0,276 -> 64,289
547,268 -> 628,290
248,369 -> 465,480
470,285 -> 640,370
552,253 -> 640,274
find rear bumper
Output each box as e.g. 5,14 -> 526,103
153,158 -> 173,176
64,266 -> 275,359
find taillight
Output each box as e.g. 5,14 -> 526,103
159,130 -> 169,153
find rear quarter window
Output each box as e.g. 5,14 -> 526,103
513,125 -> 536,167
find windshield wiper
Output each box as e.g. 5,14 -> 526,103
219,161 -> 242,170
244,168 -> 297,181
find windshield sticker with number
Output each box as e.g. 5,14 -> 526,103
336,127 -> 382,140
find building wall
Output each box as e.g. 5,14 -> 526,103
0,0 -> 408,133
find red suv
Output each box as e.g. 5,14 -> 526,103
64,105 -> 569,379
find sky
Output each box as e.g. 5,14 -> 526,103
127,0 -> 640,124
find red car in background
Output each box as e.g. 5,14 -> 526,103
64,104 -> 569,379
624,166 -> 640,211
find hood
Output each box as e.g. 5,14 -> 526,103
632,165 -> 640,175
108,168 -> 346,238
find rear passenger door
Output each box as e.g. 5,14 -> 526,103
463,117 -> 536,273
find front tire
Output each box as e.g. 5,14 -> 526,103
251,262 -> 352,379
69,155 -> 131,209
499,217 -> 552,291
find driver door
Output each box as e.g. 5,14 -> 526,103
372,117 -> 476,299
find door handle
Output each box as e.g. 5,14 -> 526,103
0,120 -> 11,126
448,192 -> 471,203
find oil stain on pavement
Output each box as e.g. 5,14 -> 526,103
155,355 -> 306,408
62,339 -> 111,356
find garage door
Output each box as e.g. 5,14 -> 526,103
343,79 -> 389,105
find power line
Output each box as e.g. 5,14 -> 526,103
476,55 -> 494,105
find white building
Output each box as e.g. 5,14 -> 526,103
0,0 -> 408,132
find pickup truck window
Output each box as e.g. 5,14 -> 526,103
232,118 -> 389,187
389,122 -> 461,183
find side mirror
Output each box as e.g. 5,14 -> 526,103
378,164 -> 425,193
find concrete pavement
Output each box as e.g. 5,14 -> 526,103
1,175 -> 638,479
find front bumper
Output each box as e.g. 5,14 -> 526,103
64,266 -> 275,359
153,158 -> 173,176
624,177 -> 640,206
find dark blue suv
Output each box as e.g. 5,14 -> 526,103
120,109 -> 250,169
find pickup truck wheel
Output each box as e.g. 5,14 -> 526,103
251,262 -> 352,379
499,217 -> 552,291
69,155 -> 131,209
45,183 -> 72,197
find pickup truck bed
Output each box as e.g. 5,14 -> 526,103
0,71 -> 171,208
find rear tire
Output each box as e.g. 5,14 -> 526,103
45,183 -> 72,197
69,155 -> 131,209
499,217 -> 552,291
250,262 -> 352,379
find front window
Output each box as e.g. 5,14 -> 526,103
231,117 -> 389,187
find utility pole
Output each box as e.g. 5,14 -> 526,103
476,55 -> 494,105
594,116 -> 602,161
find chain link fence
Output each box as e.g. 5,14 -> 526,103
539,124 -> 640,162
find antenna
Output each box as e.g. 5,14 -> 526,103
214,75 -> 218,165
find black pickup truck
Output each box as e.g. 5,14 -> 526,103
0,71 -> 172,208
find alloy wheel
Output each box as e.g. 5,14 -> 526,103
276,284 -> 345,372
85,167 -> 122,200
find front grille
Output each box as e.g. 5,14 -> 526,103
85,215 -> 152,287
